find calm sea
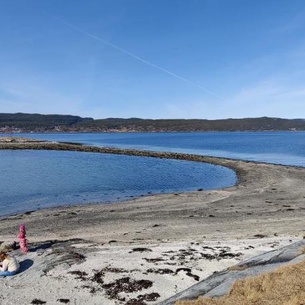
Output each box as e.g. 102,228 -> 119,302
1,131 -> 304,216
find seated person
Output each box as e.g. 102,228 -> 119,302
0,252 -> 20,276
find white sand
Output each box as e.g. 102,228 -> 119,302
0,236 -> 300,305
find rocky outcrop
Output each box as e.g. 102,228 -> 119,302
0,241 -> 17,252
159,239 -> 305,304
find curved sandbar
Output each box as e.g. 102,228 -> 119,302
0,137 -> 305,243
0,138 -> 246,182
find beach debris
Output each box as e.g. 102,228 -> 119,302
138,293 -> 160,301
158,245 -> 244,267
24,211 -> 34,215
102,277 -> 153,300
143,257 -> 165,263
253,234 -> 267,238
90,267 -> 140,285
201,246 -> 215,250
175,268 -> 200,281
91,270 -> 105,284
130,247 -> 152,253
126,292 -> 160,304
31,299 -> 46,304
79,270 -> 155,303
146,268 -> 174,275
57,299 -> 70,303
102,267 -> 126,273
218,251 -> 242,259
125,300 -> 146,305
68,270 -> 88,281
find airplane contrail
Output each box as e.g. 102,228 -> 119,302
55,16 -> 223,100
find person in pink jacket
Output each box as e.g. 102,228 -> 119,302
18,224 -> 28,253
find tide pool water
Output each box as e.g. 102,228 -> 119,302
0,149 -> 236,216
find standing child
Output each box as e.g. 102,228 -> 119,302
18,224 -> 28,254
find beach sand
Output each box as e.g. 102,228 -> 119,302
0,141 -> 305,304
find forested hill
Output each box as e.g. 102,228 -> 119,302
0,113 -> 93,132
1,113 -> 305,132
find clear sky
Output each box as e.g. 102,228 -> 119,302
1,0 -> 305,119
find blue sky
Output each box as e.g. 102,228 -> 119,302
1,0 -> 305,119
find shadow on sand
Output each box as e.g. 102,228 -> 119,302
18,259 -> 34,274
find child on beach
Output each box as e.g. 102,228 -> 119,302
18,224 -> 28,253
0,252 -> 20,276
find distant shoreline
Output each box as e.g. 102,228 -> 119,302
1,113 -> 305,133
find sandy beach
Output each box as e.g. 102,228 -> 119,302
0,139 -> 305,304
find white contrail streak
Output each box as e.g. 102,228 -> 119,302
55,17 -> 223,99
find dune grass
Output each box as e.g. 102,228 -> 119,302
176,259 -> 305,305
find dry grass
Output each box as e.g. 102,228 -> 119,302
176,259 -> 305,305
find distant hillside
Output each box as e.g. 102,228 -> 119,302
79,117 -> 305,132
0,113 -> 93,132
1,113 -> 305,132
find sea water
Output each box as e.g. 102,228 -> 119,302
0,148 -> 236,216
1,131 -> 305,216
11,131 -> 305,166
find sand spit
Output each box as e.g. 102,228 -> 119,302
0,136 -> 305,304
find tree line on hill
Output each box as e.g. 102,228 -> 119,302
0,113 -> 305,132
